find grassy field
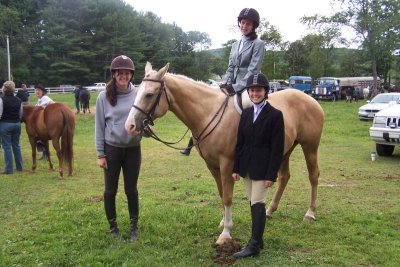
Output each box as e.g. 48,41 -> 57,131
0,93 -> 399,266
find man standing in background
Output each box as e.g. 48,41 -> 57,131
16,84 -> 30,105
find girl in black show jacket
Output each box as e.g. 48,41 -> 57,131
232,73 -> 284,259
233,102 -> 284,182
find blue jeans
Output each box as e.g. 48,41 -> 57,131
0,122 -> 23,173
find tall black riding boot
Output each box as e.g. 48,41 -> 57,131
127,193 -> 139,242
108,218 -> 121,238
129,216 -> 139,242
180,137 -> 193,156
234,202 -> 266,259
104,193 -> 121,238
39,151 -> 47,161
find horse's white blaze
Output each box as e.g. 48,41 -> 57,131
124,107 -> 137,134
125,83 -> 147,135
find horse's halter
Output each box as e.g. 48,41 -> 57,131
132,78 -> 170,130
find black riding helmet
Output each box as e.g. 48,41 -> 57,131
246,73 -> 269,90
237,8 -> 260,28
246,73 -> 269,102
35,83 -> 48,94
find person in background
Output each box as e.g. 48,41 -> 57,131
180,136 -> 193,156
345,87 -> 353,103
181,7 -> 265,155
35,84 -> 55,160
354,87 -> 360,102
16,83 -> 30,105
74,86 -> 81,114
95,55 -> 142,242
0,81 -> 23,174
35,84 -> 54,107
232,73 -> 284,259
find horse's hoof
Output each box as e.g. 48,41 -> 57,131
303,215 -> 316,222
266,209 -> 273,220
215,236 -> 231,245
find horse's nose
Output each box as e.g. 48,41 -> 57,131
125,119 -> 143,136
125,121 -> 137,135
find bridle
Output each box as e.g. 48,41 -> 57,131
132,77 -> 230,151
132,78 -> 170,128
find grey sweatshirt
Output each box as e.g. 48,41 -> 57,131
95,84 -> 141,157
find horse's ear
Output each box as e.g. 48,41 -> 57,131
145,62 -> 153,76
158,63 -> 169,78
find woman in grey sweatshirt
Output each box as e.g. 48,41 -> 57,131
95,55 -> 142,242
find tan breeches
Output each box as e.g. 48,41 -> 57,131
243,177 -> 268,205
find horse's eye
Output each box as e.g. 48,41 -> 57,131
145,93 -> 154,99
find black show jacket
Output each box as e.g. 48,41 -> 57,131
233,102 -> 284,182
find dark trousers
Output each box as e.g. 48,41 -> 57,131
75,98 -> 80,112
103,144 -> 141,221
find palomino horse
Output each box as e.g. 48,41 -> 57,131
22,103 -> 75,179
125,62 -> 324,244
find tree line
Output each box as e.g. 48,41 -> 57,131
0,0 -> 399,88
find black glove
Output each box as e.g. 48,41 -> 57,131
219,84 -> 236,96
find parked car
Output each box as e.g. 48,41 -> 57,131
358,93 -> 400,120
369,102 -> 400,156
269,82 -> 288,94
85,82 -> 106,91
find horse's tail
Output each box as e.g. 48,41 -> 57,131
60,107 -> 75,164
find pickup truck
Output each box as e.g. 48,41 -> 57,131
85,83 -> 106,91
369,102 -> 400,156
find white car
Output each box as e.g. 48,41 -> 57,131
369,102 -> 400,156
358,93 -> 400,120
85,82 -> 106,91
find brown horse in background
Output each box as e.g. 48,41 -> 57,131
22,103 -> 75,178
125,62 -> 324,244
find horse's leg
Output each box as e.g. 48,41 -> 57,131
266,151 -> 291,219
29,138 -> 37,172
206,162 -> 233,245
67,134 -> 73,177
44,141 -> 54,171
51,139 -> 63,179
301,144 -> 320,222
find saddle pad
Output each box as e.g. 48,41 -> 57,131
234,92 -> 252,114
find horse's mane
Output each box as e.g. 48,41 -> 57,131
166,73 -> 219,93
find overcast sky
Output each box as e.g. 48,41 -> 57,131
124,0 -> 346,49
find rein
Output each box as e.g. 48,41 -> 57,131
133,78 -> 231,150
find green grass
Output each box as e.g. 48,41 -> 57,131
0,95 -> 399,266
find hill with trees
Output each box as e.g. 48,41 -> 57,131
0,0 -> 398,88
